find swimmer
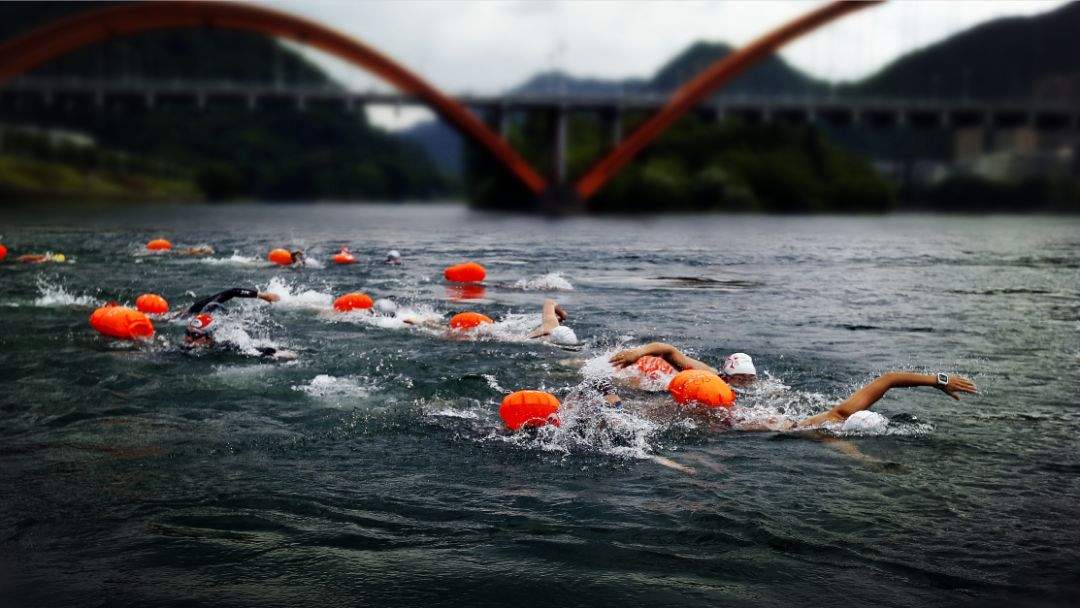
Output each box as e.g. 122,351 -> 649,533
179,287 -> 280,318
289,249 -> 305,267
612,343 -> 976,431
610,343 -> 756,387
16,253 -> 65,264
527,299 -> 579,347
178,288 -> 293,359
385,250 -> 402,265
178,246 -> 215,257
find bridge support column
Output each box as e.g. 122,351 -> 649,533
552,105 -> 568,185
600,107 -> 623,148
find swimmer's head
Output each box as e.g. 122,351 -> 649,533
721,352 -> 756,387
549,325 -> 578,346
374,298 -> 398,315
386,250 -> 401,264
51,253 -> 65,263
185,313 -> 214,342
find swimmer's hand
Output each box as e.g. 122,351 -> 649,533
609,347 -> 644,369
938,375 -> 977,400
258,292 -> 281,303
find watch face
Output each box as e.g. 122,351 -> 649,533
938,373 -> 949,385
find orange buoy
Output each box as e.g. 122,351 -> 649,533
449,311 -> 494,330
443,261 -> 486,283
333,292 -> 374,312
89,305 -> 155,340
668,369 -> 736,408
500,390 -> 560,431
332,252 -> 357,265
135,293 -> 169,315
0,244 -> 7,261
635,355 -> 676,379
268,248 -> 294,266
146,238 -> 172,251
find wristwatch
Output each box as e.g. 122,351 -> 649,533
937,373 -> 949,387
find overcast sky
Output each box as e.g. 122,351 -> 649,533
268,0 -> 1068,129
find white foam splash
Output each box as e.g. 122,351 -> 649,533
292,374 -> 374,398
33,277 -> 99,307
196,251 -> 263,266
513,272 -> 574,291
262,277 -> 333,310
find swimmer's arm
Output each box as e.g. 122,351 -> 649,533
528,299 -> 562,338
610,342 -> 717,374
796,372 -> 977,428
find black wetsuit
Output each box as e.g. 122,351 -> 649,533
183,288 -> 260,317
181,288 -> 281,358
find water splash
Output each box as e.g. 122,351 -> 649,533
261,276 -> 333,310
33,277 -> 100,307
512,272 -> 574,291
292,374 -> 375,398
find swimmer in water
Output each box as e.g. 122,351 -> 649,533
610,343 -> 757,387
289,249 -> 305,267
385,250 -> 402,265
178,245 -> 214,257
610,345 -> 976,431
527,299 -> 579,347
16,253 -> 66,264
177,288 -> 294,360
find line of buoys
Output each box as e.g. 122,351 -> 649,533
332,252 -> 357,265
333,292 -> 374,312
268,248 -> 294,266
444,261 -> 486,283
0,244 -> 7,261
635,355 -> 676,379
500,390 -> 560,431
89,305 -> 155,340
448,311 -> 493,330
668,369 -> 736,408
135,293 -> 169,315
146,238 -> 172,251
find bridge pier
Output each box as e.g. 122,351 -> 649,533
600,107 -> 623,148
551,104 -> 568,185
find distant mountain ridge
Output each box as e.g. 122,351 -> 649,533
408,2 -> 1080,178
849,1 -> 1080,100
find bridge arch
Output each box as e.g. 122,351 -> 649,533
0,0 -> 548,195
575,0 -> 882,201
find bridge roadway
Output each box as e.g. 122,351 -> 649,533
4,77 -> 1078,130
3,77 -> 1078,185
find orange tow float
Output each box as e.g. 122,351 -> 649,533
268,248 -> 294,266
332,252 -> 357,265
448,311 -> 493,330
146,238 -> 172,251
668,369 -> 736,408
333,292 -> 374,312
500,390 -> 560,431
135,293 -> 169,315
89,304 -> 155,340
443,261 -> 486,283
0,243 -> 7,261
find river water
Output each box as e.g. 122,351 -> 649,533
1,204 -> 1077,607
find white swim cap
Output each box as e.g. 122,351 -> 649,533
549,325 -> 578,346
387,250 -> 401,259
722,353 -> 756,376
374,298 -> 398,315
841,410 -> 889,434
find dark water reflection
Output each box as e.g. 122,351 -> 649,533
1,204 -> 1078,607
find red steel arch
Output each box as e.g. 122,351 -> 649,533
0,0 -> 548,195
575,0 -> 883,201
